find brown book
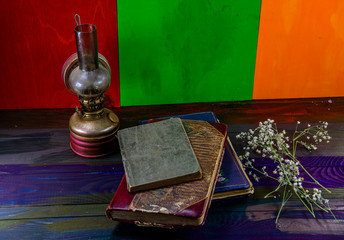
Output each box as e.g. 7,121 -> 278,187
106,120 -> 227,228
117,118 -> 202,192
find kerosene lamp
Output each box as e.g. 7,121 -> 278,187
62,16 -> 119,158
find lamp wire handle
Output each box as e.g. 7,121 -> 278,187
74,14 -> 81,26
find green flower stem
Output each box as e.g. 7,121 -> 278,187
275,186 -> 292,223
297,162 -> 331,193
282,141 -> 331,193
329,208 -> 338,222
246,165 -> 279,182
293,188 -> 315,218
312,200 -> 329,213
264,183 -> 282,199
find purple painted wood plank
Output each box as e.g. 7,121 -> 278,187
241,157 -> 344,189
0,163 -> 341,206
243,156 -> 344,167
0,128 -> 121,165
0,163 -> 124,175
0,171 -> 122,205
0,199 -> 342,220
0,209 -> 342,240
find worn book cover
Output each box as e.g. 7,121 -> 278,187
106,120 -> 227,228
139,111 -> 254,200
117,118 -> 202,192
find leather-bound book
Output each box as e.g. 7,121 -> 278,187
106,120 -> 227,228
117,118 -> 202,192
139,111 -> 254,200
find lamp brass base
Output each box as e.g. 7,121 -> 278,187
69,108 -> 120,158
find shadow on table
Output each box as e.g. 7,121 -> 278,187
112,222 -> 192,240
110,198 -> 251,240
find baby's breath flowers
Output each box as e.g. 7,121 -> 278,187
236,119 -> 336,223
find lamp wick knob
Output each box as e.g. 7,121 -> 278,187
74,14 -> 81,26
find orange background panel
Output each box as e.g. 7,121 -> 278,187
253,0 -> 344,99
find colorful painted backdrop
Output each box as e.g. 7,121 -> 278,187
1,0 -> 344,109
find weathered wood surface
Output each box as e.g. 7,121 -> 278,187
0,97 -> 343,239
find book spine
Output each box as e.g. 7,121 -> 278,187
226,136 -> 254,194
117,132 -> 134,187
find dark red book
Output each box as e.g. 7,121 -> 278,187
106,120 -> 227,228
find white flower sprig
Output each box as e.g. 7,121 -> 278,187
236,119 -> 336,223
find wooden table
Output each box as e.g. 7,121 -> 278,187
0,98 -> 343,239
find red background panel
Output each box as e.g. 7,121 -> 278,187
0,0 -> 119,109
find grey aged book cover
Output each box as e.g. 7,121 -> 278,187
117,118 -> 202,192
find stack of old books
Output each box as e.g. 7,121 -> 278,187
106,112 -> 253,228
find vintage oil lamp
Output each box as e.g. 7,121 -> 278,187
62,16 -> 119,157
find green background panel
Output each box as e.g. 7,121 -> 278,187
118,0 -> 261,106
